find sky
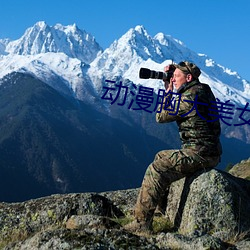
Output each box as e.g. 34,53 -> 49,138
0,0 -> 250,81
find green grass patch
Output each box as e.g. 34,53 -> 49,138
112,216 -> 134,227
113,214 -> 174,234
152,216 -> 174,234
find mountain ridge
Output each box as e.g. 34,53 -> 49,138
88,24 -> 250,105
0,72 -> 172,202
0,22 -> 250,201
0,22 -> 249,105
4,21 -> 102,64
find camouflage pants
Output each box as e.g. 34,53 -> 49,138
134,149 -> 220,222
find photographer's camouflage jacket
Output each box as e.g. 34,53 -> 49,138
156,80 -> 222,157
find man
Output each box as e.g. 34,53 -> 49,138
124,61 -> 222,233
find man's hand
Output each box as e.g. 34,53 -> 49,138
163,65 -> 173,92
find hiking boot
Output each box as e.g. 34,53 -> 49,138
124,219 -> 152,234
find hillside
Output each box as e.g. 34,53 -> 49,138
0,72 -> 171,202
0,22 -> 250,201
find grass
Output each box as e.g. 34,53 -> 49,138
113,214 -> 174,235
225,230 -> 250,245
152,216 -> 174,234
112,216 -> 134,227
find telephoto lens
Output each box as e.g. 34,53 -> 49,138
139,68 -> 167,80
139,65 -> 176,82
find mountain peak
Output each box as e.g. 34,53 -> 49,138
34,21 -> 48,29
124,25 -> 151,41
54,23 -> 79,34
134,25 -> 147,34
5,21 -> 102,64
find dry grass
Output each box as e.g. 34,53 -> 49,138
224,230 -> 250,246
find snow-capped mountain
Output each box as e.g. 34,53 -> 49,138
88,25 -> 250,105
0,22 -> 249,106
4,21 -> 102,64
0,53 -> 98,101
0,22 -> 250,201
0,22 -> 102,101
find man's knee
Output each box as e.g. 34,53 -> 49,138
152,150 -> 177,170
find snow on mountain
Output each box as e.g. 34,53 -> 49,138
0,21 -> 103,103
0,52 -> 98,102
0,39 -> 9,55
88,25 -> 167,91
5,21 -> 102,64
0,22 -> 249,107
88,25 -> 250,106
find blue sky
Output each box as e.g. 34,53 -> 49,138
1,0 -> 250,81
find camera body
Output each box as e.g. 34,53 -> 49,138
139,65 -> 176,82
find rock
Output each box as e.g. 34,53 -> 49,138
165,169 -> 250,241
4,228 -> 161,250
0,193 -> 124,248
229,158 -> 250,180
156,232 -> 228,250
101,188 -> 140,215
1,168 -> 250,249
65,214 -> 120,230
235,240 -> 250,250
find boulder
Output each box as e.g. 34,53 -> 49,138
229,158 -> 250,180
156,232 -> 226,250
165,169 -> 250,241
0,193 -> 124,248
1,169 -> 250,249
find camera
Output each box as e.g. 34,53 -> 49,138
139,65 -> 176,82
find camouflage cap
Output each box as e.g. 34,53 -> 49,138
175,61 -> 201,79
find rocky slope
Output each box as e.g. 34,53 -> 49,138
1,168 -> 250,250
